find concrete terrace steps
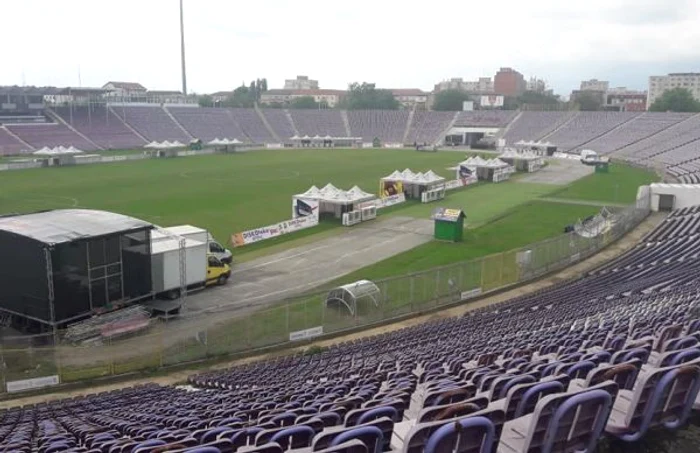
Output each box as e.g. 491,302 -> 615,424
0,125 -> 34,151
255,105 -> 281,143
284,110 -> 300,136
341,110 -> 352,137
402,109 -> 415,144
570,112 -> 642,153
434,112 -> 460,146
107,106 -> 149,144
224,109 -> 252,143
613,112 -> 700,158
539,111 -> 579,141
497,110 -> 522,139
46,108 -> 103,150
163,106 -> 194,140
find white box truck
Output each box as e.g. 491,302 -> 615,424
163,225 -> 233,264
150,233 -> 230,300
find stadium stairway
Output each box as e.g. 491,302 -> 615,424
163,106 -> 194,141
434,112 -> 460,146
614,112 -> 700,159
496,111 -> 522,140
341,110 -> 352,137
569,112 -> 642,154
284,110 -> 300,136
539,111 -> 579,141
402,109 -> 415,145
0,125 -> 34,152
45,108 -> 103,150
108,106 -> 150,144
256,105 -> 281,143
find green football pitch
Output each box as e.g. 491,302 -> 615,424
0,149 -> 656,264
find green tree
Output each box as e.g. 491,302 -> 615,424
289,96 -> 319,109
575,91 -> 603,111
432,89 -> 472,111
198,94 -> 214,108
649,87 -> 700,112
518,90 -> 560,106
224,85 -> 256,108
260,78 -> 268,92
341,82 -> 399,110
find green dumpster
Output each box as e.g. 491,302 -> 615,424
432,207 -> 466,242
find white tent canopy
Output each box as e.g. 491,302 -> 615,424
33,146 -> 84,156
382,168 -> 445,184
325,279 -> 381,316
144,141 -> 187,149
295,184 -> 375,204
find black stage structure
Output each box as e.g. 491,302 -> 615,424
0,209 -> 153,331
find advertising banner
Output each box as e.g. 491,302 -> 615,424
292,198 -> 320,219
289,326 -> 324,341
231,214 -> 319,247
378,193 -> 406,208
379,180 -> 403,198
480,95 -> 504,107
7,375 -> 60,393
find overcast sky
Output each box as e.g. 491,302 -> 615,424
2,0 -> 699,95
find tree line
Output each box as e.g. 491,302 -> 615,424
199,80 -> 700,113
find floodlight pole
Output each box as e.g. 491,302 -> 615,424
180,0 -> 188,95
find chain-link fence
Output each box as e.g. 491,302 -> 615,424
0,200 -> 651,393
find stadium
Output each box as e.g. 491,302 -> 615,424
4,3 -> 700,453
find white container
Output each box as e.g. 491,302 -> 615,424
150,237 -> 207,294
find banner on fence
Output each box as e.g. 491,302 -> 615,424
231,214 -> 319,247
444,177 -> 476,191
378,193 -> 406,208
7,375 -> 60,393
289,326 -> 324,341
266,143 -> 284,149
460,288 -> 483,300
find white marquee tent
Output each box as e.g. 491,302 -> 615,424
293,184 -> 376,218
380,168 -> 446,199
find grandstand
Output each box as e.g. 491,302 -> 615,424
4,107 -> 700,183
3,206 -> 700,452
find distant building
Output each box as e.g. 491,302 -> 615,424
605,89 -> 647,112
580,79 -> 609,92
102,81 -> 147,99
494,68 -> 526,97
648,73 -> 700,109
147,90 -> 187,104
527,77 -> 547,93
434,77 -> 493,93
389,89 -> 429,109
283,76 -> 319,90
260,89 -> 346,107
211,91 -> 234,104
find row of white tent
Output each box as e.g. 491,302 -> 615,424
144,141 -> 187,149
290,135 -> 362,141
295,183 -> 375,203
33,146 -> 84,156
208,138 -> 243,146
382,168 -> 446,184
498,149 -> 543,161
459,156 -> 513,169
513,140 -> 555,147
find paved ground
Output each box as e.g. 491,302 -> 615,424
518,158 -> 593,185
1,213 -> 664,408
182,217 -> 433,315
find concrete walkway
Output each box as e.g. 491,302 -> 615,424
539,197 -> 628,208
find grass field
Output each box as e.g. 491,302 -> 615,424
0,149 -> 462,255
328,200 -> 603,284
551,163 -> 657,203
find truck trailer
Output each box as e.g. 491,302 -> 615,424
150,231 -> 230,300
162,225 -> 233,264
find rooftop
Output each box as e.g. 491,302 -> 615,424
0,209 -> 152,245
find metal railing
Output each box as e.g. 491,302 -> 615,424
0,199 -> 651,394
